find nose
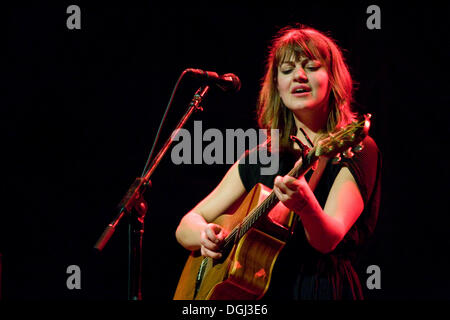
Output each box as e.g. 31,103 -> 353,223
294,67 -> 308,82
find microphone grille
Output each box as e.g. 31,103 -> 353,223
222,73 -> 241,92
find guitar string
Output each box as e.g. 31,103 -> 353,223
224,160 -> 305,248
223,141 -> 312,246
224,130 -> 354,248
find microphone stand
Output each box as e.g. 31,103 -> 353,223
94,85 -> 210,300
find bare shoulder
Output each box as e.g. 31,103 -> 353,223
323,166 -> 364,229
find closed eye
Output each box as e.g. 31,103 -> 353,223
304,60 -> 322,71
305,65 -> 320,71
279,61 -> 321,74
280,69 -> 293,74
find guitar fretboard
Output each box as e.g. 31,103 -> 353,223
223,151 -> 315,249
221,115 -> 370,250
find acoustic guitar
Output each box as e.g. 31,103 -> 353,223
173,114 -> 371,300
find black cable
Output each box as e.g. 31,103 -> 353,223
140,69 -> 189,177
298,127 -> 315,148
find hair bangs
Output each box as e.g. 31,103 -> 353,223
273,30 -> 330,69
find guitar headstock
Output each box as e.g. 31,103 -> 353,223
314,114 -> 371,163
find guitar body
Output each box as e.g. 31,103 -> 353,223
173,183 -> 294,300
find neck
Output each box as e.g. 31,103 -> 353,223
293,108 -> 329,145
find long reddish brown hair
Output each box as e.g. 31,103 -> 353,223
257,25 -> 357,149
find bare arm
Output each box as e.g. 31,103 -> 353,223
273,166 -> 364,254
175,161 -> 247,257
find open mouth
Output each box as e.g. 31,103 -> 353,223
293,89 -> 309,94
292,89 -> 311,97
291,85 -> 311,95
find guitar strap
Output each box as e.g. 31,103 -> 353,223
290,133 -> 328,192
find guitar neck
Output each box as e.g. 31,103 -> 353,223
223,151 -> 317,249
221,114 -> 371,251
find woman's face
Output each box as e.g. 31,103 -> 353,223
276,55 -> 330,115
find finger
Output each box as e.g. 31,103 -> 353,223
205,225 -> 220,243
283,175 -> 298,190
273,186 -> 287,202
274,175 -> 282,185
201,246 -> 222,260
291,176 -> 309,197
209,223 -> 223,235
274,176 -> 288,193
215,228 -> 228,242
275,176 -> 295,196
201,231 -> 220,251
201,237 -> 220,251
211,224 -> 229,242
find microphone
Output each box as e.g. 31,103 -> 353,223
185,68 -> 241,92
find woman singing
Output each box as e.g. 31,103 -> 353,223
175,24 -> 381,300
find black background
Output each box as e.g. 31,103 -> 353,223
2,1 -> 450,302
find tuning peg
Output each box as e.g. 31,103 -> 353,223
342,148 -> 354,159
352,142 -> 364,153
331,154 -> 341,164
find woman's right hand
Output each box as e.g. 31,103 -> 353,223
199,223 -> 227,259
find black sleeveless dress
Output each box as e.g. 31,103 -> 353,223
237,136 -> 382,300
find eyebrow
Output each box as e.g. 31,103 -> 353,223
279,58 -> 318,66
